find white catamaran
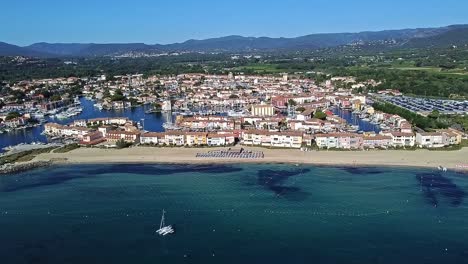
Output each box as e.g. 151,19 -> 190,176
156,209 -> 174,236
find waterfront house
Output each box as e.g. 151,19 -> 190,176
385,132 -> 416,147
62,126 -> 91,138
3,103 -> 25,111
415,132 -> 445,148
98,126 -> 112,138
44,123 -> 64,135
207,133 -> 227,146
44,122 -> 90,138
185,132 -> 208,146
216,131 -> 237,145
363,135 -> 392,149
140,132 -> 165,145
315,133 -> 363,149
399,121 -> 413,133
88,117 -> 129,126
73,119 -> 87,127
436,129 -> 463,145
106,130 -> 140,144
80,131 -> 105,145
315,134 -> 338,149
164,131 -> 185,146
4,117 -> 27,128
241,130 -> 303,148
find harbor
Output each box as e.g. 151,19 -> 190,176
0,97 -> 170,152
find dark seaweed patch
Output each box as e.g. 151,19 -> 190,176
340,167 -> 385,175
257,169 -> 310,201
0,164 -> 242,192
0,172 -> 90,192
416,172 -> 465,207
89,164 -> 242,176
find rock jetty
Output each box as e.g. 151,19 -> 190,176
0,161 -> 52,174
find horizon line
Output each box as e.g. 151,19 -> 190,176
4,22 -> 468,47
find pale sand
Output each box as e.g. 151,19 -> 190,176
31,146 -> 468,170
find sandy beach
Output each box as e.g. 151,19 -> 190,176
31,146 -> 468,170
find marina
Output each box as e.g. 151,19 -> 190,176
0,97 -> 170,152
332,107 -> 381,133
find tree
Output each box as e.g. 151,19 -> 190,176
287,99 -> 297,106
296,106 -> 306,113
111,89 -> 125,101
6,112 -> 21,120
128,98 -> 139,106
116,139 -> 131,149
428,110 -> 440,119
50,94 -> 62,101
103,88 -> 111,98
313,110 -> 327,120
153,103 -> 162,110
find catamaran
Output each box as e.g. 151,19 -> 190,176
156,210 -> 174,236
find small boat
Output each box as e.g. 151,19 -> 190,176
145,109 -> 161,114
156,209 -> 174,236
162,122 -> 181,130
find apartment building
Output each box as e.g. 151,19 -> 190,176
384,132 -> 416,147
415,132 -> 445,148
185,132 -> 208,146
140,132 -> 165,144
106,130 -> 140,143
362,135 -> 392,148
314,133 -> 363,149
242,130 -> 303,148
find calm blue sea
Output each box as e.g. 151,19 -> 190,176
0,163 -> 467,264
0,98 -> 168,151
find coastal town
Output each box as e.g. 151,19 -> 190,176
0,72 -> 466,154
2,2 -> 468,263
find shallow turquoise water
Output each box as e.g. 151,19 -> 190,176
0,164 -> 467,263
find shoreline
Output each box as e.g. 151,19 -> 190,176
28,146 -> 468,171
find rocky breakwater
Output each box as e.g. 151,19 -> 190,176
0,161 -> 52,174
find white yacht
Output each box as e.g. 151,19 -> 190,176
162,100 -> 172,112
94,103 -> 104,110
156,210 -> 174,236
227,110 -> 246,117
55,113 -> 68,119
162,122 -> 181,130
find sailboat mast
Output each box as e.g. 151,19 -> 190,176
160,210 -> 165,229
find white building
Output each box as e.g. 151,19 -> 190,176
242,130 -> 303,148
250,104 -> 274,117
140,132 -> 164,144
385,132 -> 416,147
416,132 -> 445,148
207,134 -> 227,146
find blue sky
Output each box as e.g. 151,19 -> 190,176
1,0 -> 467,46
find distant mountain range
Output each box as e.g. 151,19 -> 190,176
1,24 -> 467,57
